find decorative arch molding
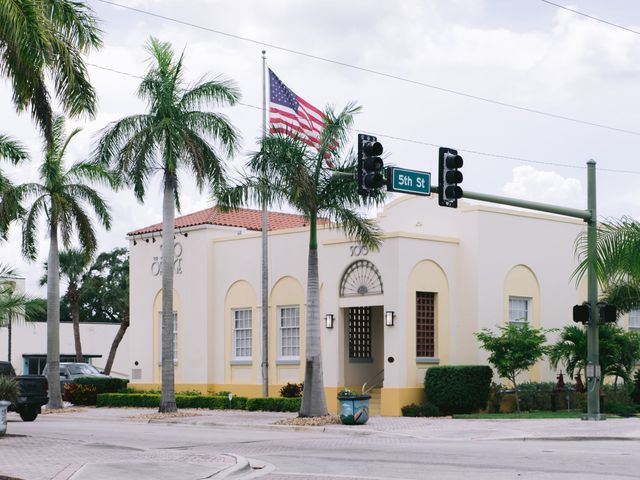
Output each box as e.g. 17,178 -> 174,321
339,260 -> 383,297
504,264 -> 541,293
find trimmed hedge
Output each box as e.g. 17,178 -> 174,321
425,365 -> 493,415
97,393 -> 247,410
63,383 -> 97,405
401,402 -> 441,417
75,376 -> 129,394
245,397 -> 301,412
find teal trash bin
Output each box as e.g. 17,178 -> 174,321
338,392 -> 371,425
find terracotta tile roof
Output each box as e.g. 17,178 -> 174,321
128,206 -> 326,236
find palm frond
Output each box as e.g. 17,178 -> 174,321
0,133 -> 28,163
179,76 -> 241,111
182,110 -> 240,158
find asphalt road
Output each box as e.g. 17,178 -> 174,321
6,413 -> 640,480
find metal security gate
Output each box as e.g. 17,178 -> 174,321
348,307 -> 371,360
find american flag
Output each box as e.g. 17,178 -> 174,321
269,69 -> 326,152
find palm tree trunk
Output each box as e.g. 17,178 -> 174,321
46,224 -> 63,409
300,216 -> 328,417
70,287 -> 83,362
159,176 -> 177,413
103,309 -> 129,376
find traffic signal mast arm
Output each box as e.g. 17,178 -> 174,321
434,186 -> 592,221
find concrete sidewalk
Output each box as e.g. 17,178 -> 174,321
150,409 -> 640,441
33,406 -> 640,441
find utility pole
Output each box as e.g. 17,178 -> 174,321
439,159 -> 602,419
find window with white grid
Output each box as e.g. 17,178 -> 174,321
630,309 -> 640,330
232,309 -> 252,359
509,297 -> 530,325
158,312 -> 178,365
279,306 -> 300,360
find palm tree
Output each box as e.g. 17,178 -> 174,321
94,37 -> 240,413
40,248 -> 92,362
0,134 -> 28,238
549,325 -> 587,379
0,265 -> 45,363
550,324 -> 640,386
219,103 -> 384,417
0,0 -> 102,143
574,217 -> 640,313
19,115 -> 113,409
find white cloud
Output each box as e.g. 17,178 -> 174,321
501,165 -> 584,208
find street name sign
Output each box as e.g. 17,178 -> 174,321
386,167 -> 431,196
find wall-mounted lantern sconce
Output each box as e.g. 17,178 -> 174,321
385,311 -> 395,326
325,314 -> 335,329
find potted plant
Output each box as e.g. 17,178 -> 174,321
337,389 -> 371,425
0,375 -> 19,436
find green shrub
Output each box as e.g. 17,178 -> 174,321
245,397 -> 301,412
0,375 -> 19,404
516,382 -> 555,411
633,370 -> 640,404
279,382 -> 303,398
499,382 -> 587,413
63,383 -> 97,405
96,393 -> 248,409
401,402 -> 441,417
425,365 -> 493,415
602,384 -> 633,405
75,376 -> 129,394
486,382 -> 504,413
605,401 -> 637,417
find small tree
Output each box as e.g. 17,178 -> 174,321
475,323 -> 548,412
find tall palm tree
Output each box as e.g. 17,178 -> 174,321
219,103 -> 384,417
573,217 -> 640,313
0,134 -> 28,238
19,115 -> 113,409
0,0 -> 102,143
40,248 -> 92,362
94,37 -> 241,413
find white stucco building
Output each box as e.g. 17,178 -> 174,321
126,193 -> 638,415
0,277 -> 130,378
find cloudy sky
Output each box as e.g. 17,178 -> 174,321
2,0 -> 640,295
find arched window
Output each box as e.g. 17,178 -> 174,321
339,260 -> 383,297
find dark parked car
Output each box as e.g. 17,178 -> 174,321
43,362 -> 111,390
0,361 -> 48,421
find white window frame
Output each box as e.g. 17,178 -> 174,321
278,305 -> 300,361
629,309 -> 640,330
232,308 -> 252,360
158,311 -> 178,366
508,296 -> 530,325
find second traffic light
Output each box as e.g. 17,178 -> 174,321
438,147 -> 464,208
357,133 -> 384,196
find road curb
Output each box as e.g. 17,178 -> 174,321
215,454 -> 253,478
501,436 -> 640,442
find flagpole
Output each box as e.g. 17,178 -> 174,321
261,50 -> 269,398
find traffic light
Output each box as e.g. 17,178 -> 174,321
438,147 -> 464,208
357,133 -> 384,196
573,303 -> 590,324
598,303 -> 617,324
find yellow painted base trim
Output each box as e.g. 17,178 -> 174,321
381,387 -> 424,416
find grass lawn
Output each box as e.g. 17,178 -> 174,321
453,411 -> 592,419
